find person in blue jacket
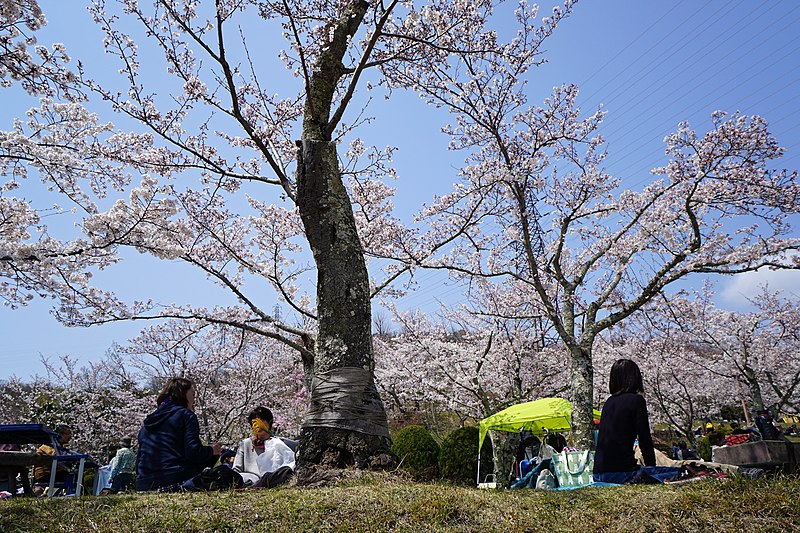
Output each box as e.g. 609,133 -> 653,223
136,377 -> 222,491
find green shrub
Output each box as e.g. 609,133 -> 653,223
391,425 -> 440,480
438,426 -> 492,485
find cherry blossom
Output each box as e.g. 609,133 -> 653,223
639,286 -> 800,418
0,0 -> 79,98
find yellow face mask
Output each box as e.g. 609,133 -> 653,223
251,417 -> 271,439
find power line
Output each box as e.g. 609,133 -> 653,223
576,0 -> 693,90
611,44 -> 800,188
577,0 -> 748,111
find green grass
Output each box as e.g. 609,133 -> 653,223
2,473 -> 799,532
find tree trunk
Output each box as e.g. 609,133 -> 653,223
287,0 -> 395,483
569,344 -> 595,449
294,138 -> 394,482
743,366 -> 765,412
488,430 -> 516,485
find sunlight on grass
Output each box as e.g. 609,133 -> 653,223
1,473 -> 798,532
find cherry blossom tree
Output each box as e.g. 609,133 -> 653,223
374,294 -> 567,480
641,287 -> 800,418
116,320 -> 308,442
0,354 -> 151,458
375,305 -> 565,425
1,0 -> 577,477
0,330 -> 308,458
409,59 -> 800,445
0,0 -> 78,97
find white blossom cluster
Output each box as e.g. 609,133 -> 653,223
0,0 -> 78,97
594,285 -> 800,437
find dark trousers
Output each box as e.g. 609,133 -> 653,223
594,466 -> 679,484
0,467 -> 32,496
253,466 -> 293,489
110,473 -> 135,492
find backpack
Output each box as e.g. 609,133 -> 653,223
181,465 -> 244,491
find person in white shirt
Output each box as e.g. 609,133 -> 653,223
232,406 -> 296,488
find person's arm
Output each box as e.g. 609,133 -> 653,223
635,395 -> 657,467
109,452 -> 121,479
183,410 -> 215,464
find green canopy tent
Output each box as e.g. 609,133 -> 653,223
477,397 -> 602,485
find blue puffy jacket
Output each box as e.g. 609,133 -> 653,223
136,400 -> 214,490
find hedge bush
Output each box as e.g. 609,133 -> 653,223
391,425 -> 440,480
438,426 -> 492,485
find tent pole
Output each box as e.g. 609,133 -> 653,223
476,452 -> 481,486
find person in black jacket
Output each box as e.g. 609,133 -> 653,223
593,359 -> 677,484
136,377 -> 222,491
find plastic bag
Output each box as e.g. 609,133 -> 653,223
256,437 -> 296,474
535,469 -> 556,490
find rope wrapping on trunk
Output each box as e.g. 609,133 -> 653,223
302,366 -> 389,438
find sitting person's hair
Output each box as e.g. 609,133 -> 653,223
156,377 -> 194,407
543,433 -> 567,451
54,424 -> 72,444
247,406 -> 274,425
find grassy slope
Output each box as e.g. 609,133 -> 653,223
1,473 -> 798,532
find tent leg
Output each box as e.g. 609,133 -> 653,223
476,453 -> 481,486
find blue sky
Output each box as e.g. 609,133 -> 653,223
2,0 -> 799,378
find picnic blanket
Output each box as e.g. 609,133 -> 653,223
637,446 -> 742,476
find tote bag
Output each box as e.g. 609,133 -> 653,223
550,450 -> 594,487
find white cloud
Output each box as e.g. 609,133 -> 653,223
719,267 -> 800,307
